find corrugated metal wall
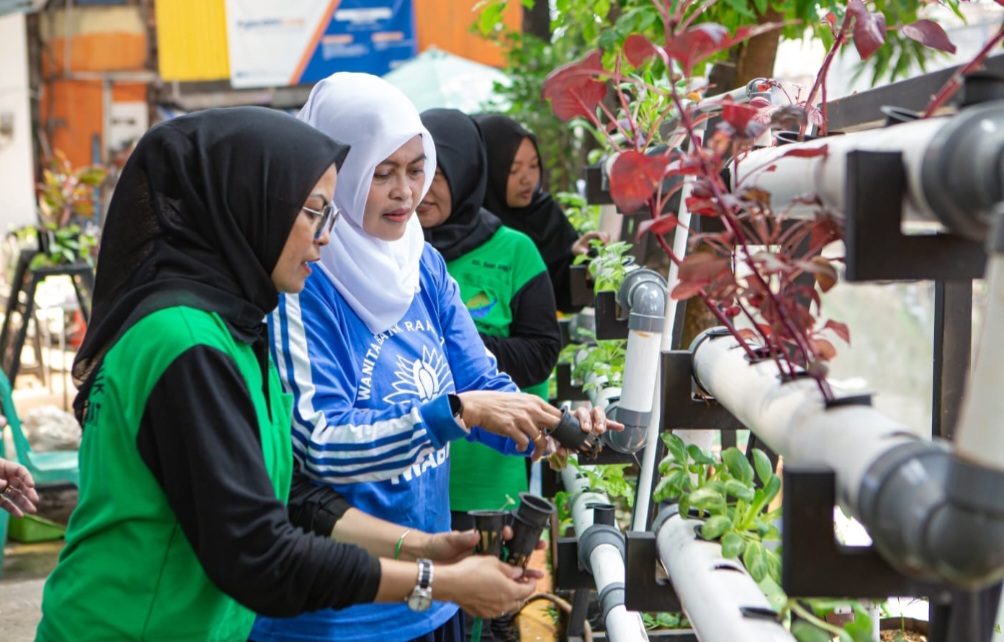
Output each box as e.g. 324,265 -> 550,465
155,0 -> 229,81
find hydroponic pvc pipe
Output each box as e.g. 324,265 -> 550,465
690,330 -> 1004,588
630,188 -> 715,531
730,101 -> 1004,242
655,506 -> 797,642
561,466 -> 650,642
604,269 -> 667,454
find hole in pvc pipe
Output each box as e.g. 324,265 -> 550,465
777,370 -> 813,384
712,562 -> 745,573
740,606 -> 780,620
824,393 -> 873,409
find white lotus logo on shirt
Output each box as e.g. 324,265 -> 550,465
384,345 -> 449,403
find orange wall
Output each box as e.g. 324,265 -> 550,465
413,0 -> 521,68
40,81 -> 147,169
43,33 -> 146,75
39,6 -> 148,169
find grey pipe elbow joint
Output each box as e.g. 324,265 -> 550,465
926,457 -> 1004,588
618,268 -> 667,329
858,441 -> 1004,589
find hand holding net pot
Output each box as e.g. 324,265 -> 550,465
506,493 -> 556,570
543,407 -> 622,459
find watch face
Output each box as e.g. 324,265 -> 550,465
407,588 -> 433,612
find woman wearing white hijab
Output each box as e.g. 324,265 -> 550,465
253,74 -> 616,642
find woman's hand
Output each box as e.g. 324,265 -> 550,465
571,231 -> 609,257
0,457 -> 39,518
420,525 -> 548,563
418,530 -> 479,564
569,404 -> 623,441
436,556 -> 540,619
457,390 -> 562,460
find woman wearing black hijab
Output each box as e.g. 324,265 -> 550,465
475,114 -> 607,313
417,108 -> 561,522
419,107 -> 563,642
36,107 -> 536,642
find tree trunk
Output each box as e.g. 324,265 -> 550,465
682,5 -> 782,347
522,0 -> 551,41
734,7 -> 783,85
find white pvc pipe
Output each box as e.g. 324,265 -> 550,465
690,334 -> 921,509
731,117 -> 949,227
657,512 -> 796,642
954,254 -> 1004,472
591,545 -> 651,642
563,465 -> 610,531
619,329 -> 662,413
632,160 -> 715,531
561,466 -> 649,642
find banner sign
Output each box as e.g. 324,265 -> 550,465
225,0 -> 416,89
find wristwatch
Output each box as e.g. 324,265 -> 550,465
448,393 -> 464,421
406,558 -> 434,612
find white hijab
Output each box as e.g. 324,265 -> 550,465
297,72 -> 436,333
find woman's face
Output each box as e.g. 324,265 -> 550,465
271,164 -> 337,293
505,137 -> 540,209
416,168 -> 452,229
363,135 -> 426,241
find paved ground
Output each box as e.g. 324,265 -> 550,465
1,364 -> 75,642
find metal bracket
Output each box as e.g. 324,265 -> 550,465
660,350 -> 747,432
552,362 -> 589,404
594,291 -> 629,340
569,265 -> 594,309
781,467 -> 941,598
844,150 -> 986,281
555,537 -> 598,590
624,531 -> 683,612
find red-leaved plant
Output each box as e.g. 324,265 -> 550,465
540,0 -> 961,401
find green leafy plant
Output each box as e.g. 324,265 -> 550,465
642,611 -> 686,630
37,150 -> 106,230
655,433 -> 782,582
569,337 -> 626,393
576,240 -> 633,294
34,150 -> 106,268
654,433 -> 875,641
555,191 -> 601,234
574,460 -> 636,514
31,223 -> 98,269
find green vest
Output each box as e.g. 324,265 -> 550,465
36,307 -> 293,642
447,227 -> 548,512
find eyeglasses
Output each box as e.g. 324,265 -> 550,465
301,201 -> 340,240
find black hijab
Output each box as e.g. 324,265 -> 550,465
474,114 -> 579,270
72,107 -> 349,420
420,108 -> 501,261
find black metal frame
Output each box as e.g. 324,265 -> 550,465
0,250 -> 94,384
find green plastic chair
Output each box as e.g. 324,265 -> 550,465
0,433 -> 8,579
0,370 -> 79,489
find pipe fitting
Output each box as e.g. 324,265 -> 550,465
858,441 -> 1004,588
599,581 -> 626,620
578,524 -> 626,572
618,268 -> 667,327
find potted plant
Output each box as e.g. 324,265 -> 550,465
34,150 -> 106,269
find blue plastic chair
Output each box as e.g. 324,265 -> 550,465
0,370 -> 79,489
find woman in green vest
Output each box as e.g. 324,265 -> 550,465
35,107 -> 538,642
418,109 -> 564,530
